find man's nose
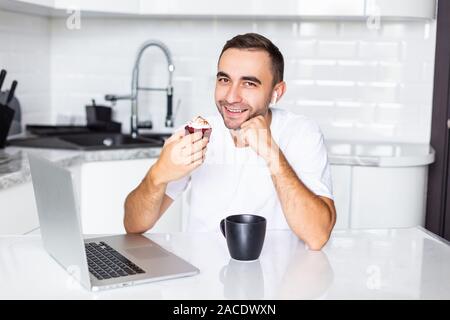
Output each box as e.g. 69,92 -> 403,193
225,85 -> 242,104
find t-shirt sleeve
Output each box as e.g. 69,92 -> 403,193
283,119 -> 334,200
165,175 -> 191,200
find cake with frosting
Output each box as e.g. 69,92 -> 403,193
185,116 -> 212,138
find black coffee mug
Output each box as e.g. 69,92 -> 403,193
220,214 -> 266,261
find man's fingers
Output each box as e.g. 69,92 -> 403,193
166,130 -> 185,144
187,155 -> 204,170
179,131 -> 203,148
188,147 -> 206,164
188,137 -> 209,154
181,136 -> 208,155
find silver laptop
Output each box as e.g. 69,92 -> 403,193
28,154 -> 199,291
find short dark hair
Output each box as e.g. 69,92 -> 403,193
219,33 -> 284,86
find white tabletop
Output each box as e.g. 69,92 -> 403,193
1,227 -> 450,300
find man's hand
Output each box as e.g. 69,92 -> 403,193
151,130 -> 209,185
240,115 -> 280,166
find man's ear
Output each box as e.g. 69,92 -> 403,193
272,81 -> 287,104
271,92 -> 278,105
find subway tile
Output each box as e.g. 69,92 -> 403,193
212,19 -> 256,41
421,61 -> 435,82
22,110 -> 52,125
314,81 -> 357,101
283,59 -> 298,80
398,83 -> 433,105
339,21 -> 381,39
356,82 -> 399,103
318,41 -> 357,59
400,40 -> 435,66
279,40 -> 317,59
294,102 -> 336,122
380,23 -> 408,39
381,21 -> 428,39
299,21 -> 338,38
336,60 -> 378,82
377,61 -> 405,82
294,59 -> 338,80
374,104 -> 420,126
359,41 -> 400,60
355,122 -> 397,140
334,102 -> 376,124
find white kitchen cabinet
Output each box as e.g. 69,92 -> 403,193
137,0 -> 436,19
54,0 -> 140,14
0,182 -> 39,235
2,0 -> 437,19
350,166 -> 428,229
15,0 -> 53,7
77,158 -> 182,234
139,0 -> 301,17
365,0 -> 437,19
329,164 -> 352,230
298,0 -> 364,17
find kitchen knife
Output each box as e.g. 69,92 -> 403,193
0,70 -> 6,105
7,80 -> 17,104
0,69 -> 6,91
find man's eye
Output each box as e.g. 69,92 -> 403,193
218,78 -> 229,83
244,81 -> 256,87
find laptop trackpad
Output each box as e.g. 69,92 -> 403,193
126,246 -> 169,260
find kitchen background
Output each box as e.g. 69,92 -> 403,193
0,0 -> 439,235
0,6 -> 436,141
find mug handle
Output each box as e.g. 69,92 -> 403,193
220,219 -> 226,238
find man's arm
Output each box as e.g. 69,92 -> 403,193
124,167 -> 173,234
240,115 -> 336,250
269,150 -> 336,250
124,130 -> 209,234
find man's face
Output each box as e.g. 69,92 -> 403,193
215,48 -> 274,130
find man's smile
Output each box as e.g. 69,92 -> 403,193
223,105 -> 249,117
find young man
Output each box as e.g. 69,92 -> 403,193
124,33 -> 336,250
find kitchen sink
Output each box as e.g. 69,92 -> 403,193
7,133 -> 164,150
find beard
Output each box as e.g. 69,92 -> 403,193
216,98 -> 271,130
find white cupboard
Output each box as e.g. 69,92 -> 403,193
329,165 -> 352,230
350,166 -> 428,229
0,182 -> 39,235
4,0 -> 437,19
77,158 -> 182,234
329,163 -> 429,230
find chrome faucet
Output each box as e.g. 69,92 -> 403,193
105,40 -> 175,138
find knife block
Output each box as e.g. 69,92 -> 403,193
0,104 -> 15,148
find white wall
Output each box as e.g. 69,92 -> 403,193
49,17 -> 436,143
0,10 -> 436,144
0,10 -> 51,126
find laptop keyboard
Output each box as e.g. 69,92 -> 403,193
85,241 -> 146,280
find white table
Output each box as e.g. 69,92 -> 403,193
1,227 -> 450,299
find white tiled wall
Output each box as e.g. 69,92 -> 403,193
0,10 -> 51,126
1,11 -> 437,144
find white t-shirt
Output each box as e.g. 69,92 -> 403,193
166,107 -> 333,232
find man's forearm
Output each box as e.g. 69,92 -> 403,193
124,165 -> 167,234
268,150 -> 334,250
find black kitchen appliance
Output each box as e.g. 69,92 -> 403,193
0,69 -> 18,148
85,99 -> 121,133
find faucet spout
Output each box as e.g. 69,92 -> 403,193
130,40 -> 175,137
